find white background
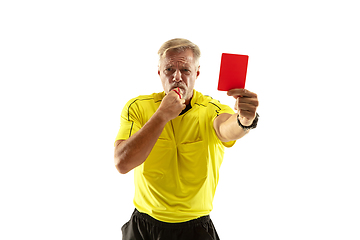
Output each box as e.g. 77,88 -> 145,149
1,0 -> 359,239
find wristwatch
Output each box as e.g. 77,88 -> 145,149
237,112 -> 259,130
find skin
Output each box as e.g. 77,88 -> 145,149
158,49 -> 200,105
114,49 -> 259,174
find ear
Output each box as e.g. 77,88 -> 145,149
158,62 -> 162,76
196,65 -> 200,79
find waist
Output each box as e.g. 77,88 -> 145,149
133,209 -> 211,228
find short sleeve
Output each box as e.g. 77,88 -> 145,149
114,98 -> 143,145
209,99 -> 236,148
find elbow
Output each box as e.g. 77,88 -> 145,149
115,162 -> 130,174
114,157 -> 131,174
117,167 -> 130,175
114,145 -> 130,174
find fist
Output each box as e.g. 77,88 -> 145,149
227,89 -> 259,126
158,88 -> 186,122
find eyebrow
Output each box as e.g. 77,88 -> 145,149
164,65 -> 192,71
165,62 -> 191,67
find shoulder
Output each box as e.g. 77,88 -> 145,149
192,90 -> 229,110
125,92 -> 165,107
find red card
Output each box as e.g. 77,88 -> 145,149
217,53 -> 249,91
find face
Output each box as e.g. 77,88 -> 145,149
158,49 -> 200,105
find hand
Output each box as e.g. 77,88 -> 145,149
157,89 -> 186,122
227,89 -> 259,126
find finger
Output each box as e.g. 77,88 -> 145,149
234,97 -> 239,110
227,88 -> 256,96
238,97 -> 259,107
168,90 -> 177,97
238,103 -> 257,112
168,90 -> 182,101
227,89 -> 257,98
239,109 -> 256,119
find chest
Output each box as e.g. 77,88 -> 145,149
162,108 -> 208,144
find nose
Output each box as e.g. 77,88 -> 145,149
173,69 -> 182,82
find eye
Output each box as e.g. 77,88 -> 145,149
182,68 -> 191,74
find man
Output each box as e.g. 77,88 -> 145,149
114,38 -> 259,240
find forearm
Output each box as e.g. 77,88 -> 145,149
218,113 -> 249,142
114,90 -> 186,174
114,111 -> 168,174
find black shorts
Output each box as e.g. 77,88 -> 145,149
121,209 -> 220,240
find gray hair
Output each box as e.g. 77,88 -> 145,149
158,38 -> 201,67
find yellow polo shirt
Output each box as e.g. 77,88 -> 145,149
115,89 -> 236,222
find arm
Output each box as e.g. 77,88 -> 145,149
213,113 -> 249,142
114,90 -> 185,174
114,112 -> 167,174
213,89 -> 259,142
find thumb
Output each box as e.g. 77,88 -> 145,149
234,97 -> 239,111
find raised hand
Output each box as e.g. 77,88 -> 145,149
227,89 -> 259,126
157,88 -> 186,122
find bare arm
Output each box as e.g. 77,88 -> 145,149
213,113 -> 249,142
114,112 -> 167,174
114,90 -> 185,174
213,89 -> 259,142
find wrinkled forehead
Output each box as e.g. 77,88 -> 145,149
161,49 -> 195,66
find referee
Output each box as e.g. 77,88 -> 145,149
114,38 -> 259,240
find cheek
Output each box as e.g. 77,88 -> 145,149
161,76 -> 172,93
186,75 -> 196,87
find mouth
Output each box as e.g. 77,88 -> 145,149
171,86 -> 186,95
